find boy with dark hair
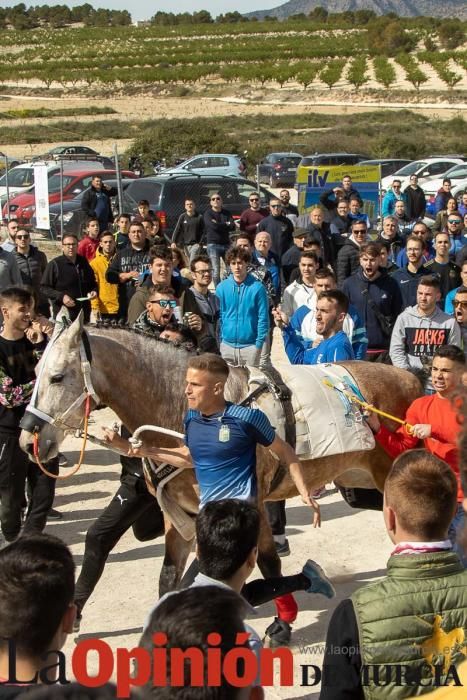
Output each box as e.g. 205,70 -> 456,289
141,586 -> 263,700
320,450 -> 467,699
77,218 -> 100,262
0,534 -> 76,691
0,287 -> 57,543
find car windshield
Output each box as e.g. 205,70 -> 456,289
277,157 -> 302,168
0,168 -> 35,188
394,161 -> 426,176
443,164 -> 467,179
46,174 -> 75,193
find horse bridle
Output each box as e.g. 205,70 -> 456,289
20,326 -> 100,435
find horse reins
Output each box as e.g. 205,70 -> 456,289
26,326 -> 100,480
33,395 -> 92,480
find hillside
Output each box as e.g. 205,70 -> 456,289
246,0 -> 467,21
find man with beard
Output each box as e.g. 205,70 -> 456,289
275,290 -> 353,365
239,193 -> 269,240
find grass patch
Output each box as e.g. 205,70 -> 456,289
0,106 -> 116,120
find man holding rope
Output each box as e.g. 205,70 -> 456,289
0,286 -> 56,543
366,344 -> 465,558
104,353 -> 329,645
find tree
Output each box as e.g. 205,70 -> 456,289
438,21 -> 465,50
320,60 -> 345,90
373,56 -> 396,90
367,19 -> 416,57
346,56 -> 368,91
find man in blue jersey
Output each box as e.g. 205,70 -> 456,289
275,290 -> 354,365
104,352 -> 323,645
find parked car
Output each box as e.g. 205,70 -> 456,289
0,154 -> 24,172
299,153 -> 370,167
422,162 -> 467,199
162,154 -> 246,178
358,159 -> 412,179
39,145 -> 99,159
45,179 -> 135,238
4,168 -> 137,226
381,157 -> 465,192
257,152 -> 303,187
119,174 -> 274,238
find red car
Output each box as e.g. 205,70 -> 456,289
3,169 -> 137,226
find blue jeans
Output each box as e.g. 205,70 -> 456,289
207,243 -> 229,287
448,503 -> 467,567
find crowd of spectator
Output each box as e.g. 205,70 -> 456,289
1,177 -> 467,698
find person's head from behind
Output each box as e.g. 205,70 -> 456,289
384,451 -> 457,544
0,534 -> 75,667
431,344 -> 465,397
140,586 -> 263,699
196,499 -> 260,584
185,353 -> 229,413
0,286 -> 35,333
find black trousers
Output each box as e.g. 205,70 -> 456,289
74,472 -> 165,611
265,500 -> 287,536
180,559 -> 309,604
0,434 -> 57,542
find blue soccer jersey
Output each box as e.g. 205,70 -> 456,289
184,402 -> 275,506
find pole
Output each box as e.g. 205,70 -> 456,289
4,155 -> 10,222
59,158 -> 64,241
113,143 -> 123,215
256,163 -> 259,188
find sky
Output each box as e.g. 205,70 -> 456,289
1,0 -> 280,21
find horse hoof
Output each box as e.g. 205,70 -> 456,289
264,617 -> 291,647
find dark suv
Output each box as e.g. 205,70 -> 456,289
299,153 -> 370,167
45,175 -> 273,239
120,174 -> 274,238
257,153 -> 303,187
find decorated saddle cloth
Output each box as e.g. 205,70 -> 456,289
248,362 -> 375,460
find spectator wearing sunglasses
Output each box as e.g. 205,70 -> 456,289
132,284 -> 180,334
239,192 -> 268,240
203,193 -> 236,287
13,228 -> 49,316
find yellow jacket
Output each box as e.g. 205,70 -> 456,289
90,249 -> 119,315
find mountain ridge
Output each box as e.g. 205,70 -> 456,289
245,0 -> 467,21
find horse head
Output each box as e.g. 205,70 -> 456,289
19,312 -> 97,462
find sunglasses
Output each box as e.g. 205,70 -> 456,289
270,204 -> 281,208
15,234 -> 30,240
453,301 -> 467,308
149,299 -> 177,309
249,198 -> 259,202
211,197 -> 221,201
448,220 -> 462,225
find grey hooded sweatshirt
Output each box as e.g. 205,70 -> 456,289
390,304 -> 461,382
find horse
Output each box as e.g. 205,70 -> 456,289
19,315 -> 421,602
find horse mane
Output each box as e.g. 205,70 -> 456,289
87,321 -> 198,354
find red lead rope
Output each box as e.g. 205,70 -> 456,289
32,395 -> 91,480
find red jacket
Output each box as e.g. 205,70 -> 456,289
77,236 -> 100,262
376,393 -> 463,502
